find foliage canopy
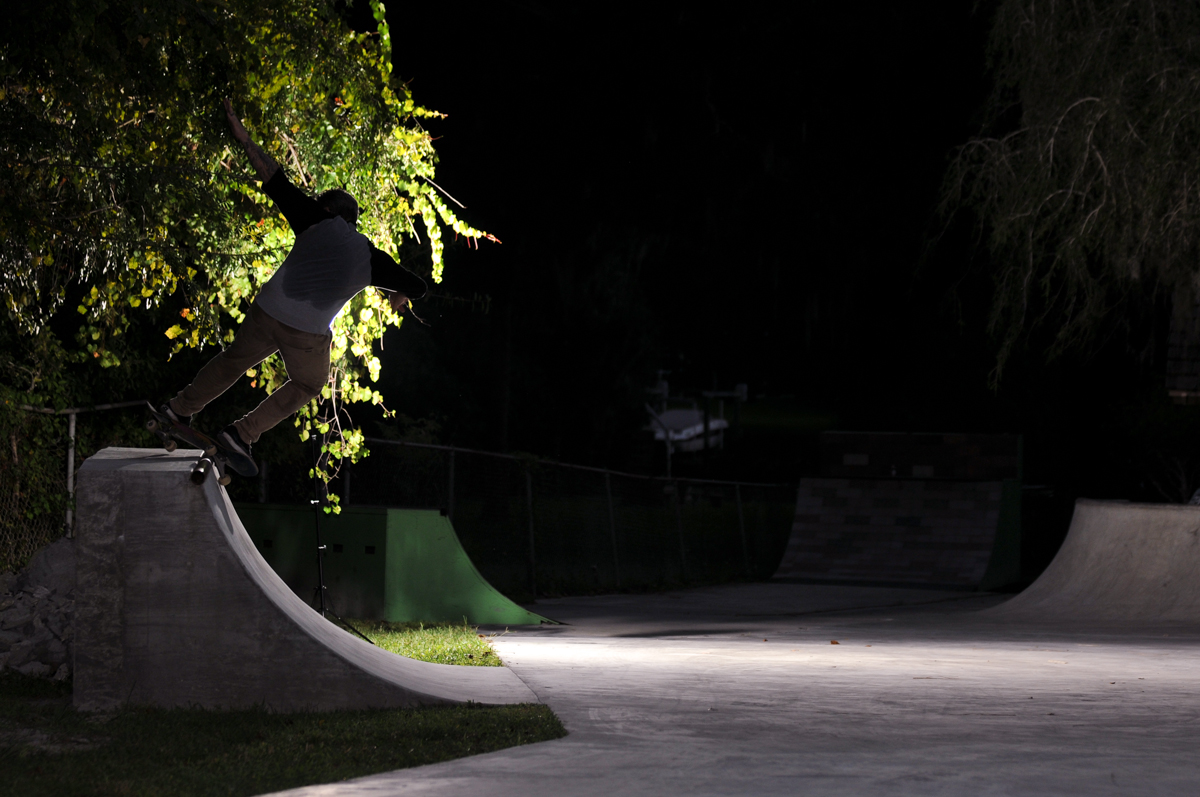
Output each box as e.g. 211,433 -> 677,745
1,0 -> 493,507
942,0 -> 1200,379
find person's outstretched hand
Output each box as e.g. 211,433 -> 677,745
389,292 -> 410,314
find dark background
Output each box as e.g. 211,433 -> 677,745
320,1 -> 1193,504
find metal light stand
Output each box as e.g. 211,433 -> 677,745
309,438 -> 373,645
310,497 -> 329,616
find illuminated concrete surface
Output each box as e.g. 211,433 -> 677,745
265,582 -> 1200,796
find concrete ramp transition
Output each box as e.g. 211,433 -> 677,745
235,504 -> 554,626
988,499 -> 1200,624
73,448 -> 538,712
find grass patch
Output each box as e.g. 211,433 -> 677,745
349,620 -> 504,667
0,671 -> 565,797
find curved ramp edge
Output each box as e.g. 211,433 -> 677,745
234,504 -> 556,625
73,447 -> 537,711
384,510 -> 556,626
986,499 -> 1200,624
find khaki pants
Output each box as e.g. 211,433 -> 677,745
170,303 -> 331,443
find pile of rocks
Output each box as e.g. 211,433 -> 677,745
0,537 -> 75,680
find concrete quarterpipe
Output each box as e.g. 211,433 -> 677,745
988,499 -> 1200,624
236,504 -> 553,625
73,448 -> 538,712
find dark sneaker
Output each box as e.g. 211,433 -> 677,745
217,425 -> 259,477
160,403 -> 192,427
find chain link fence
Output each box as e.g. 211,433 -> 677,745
2,400 -> 151,573
345,439 -> 796,599
0,410 -> 798,596
0,411 -> 68,573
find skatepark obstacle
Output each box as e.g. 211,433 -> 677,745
987,499 -> 1200,624
235,504 -> 554,625
73,448 -> 538,711
774,478 -> 1021,589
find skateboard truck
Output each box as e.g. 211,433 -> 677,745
145,406 -> 233,486
189,455 -> 229,486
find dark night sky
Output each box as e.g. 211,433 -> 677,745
336,2 -> 1174,494
372,6 -> 989,406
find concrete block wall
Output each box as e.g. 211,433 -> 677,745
774,478 -> 1003,587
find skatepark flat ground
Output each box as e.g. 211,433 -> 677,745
268,582 -> 1200,797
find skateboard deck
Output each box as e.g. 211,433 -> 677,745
144,403 -> 257,485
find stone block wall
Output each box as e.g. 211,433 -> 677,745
774,478 -> 1003,587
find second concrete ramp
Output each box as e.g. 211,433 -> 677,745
237,505 -> 553,625
988,499 -> 1200,624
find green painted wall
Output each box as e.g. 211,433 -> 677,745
236,503 -> 552,625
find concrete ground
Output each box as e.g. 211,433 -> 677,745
268,582 -> 1200,796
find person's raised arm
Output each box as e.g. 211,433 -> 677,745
224,99 -> 280,183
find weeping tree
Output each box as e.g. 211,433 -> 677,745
1,0 -> 494,511
942,0 -> 1200,382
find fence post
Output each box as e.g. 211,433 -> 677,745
605,472 -> 621,588
447,449 -> 456,523
525,466 -> 537,598
65,412 -> 76,536
672,480 -> 688,581
735,483 -> 750,577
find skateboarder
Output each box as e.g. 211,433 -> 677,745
161,99 -> 427,473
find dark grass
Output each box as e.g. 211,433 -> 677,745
0,672 -> 565,797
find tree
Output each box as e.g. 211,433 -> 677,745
0,0 -> 494,508
941,0 -> 1200,380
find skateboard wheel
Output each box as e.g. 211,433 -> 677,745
164,440 -> 178,453
146,419 -> 159,432
204,445 -> 217,457
217,474 -> 232,486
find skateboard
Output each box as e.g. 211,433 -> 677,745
144,403 -> 257,486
